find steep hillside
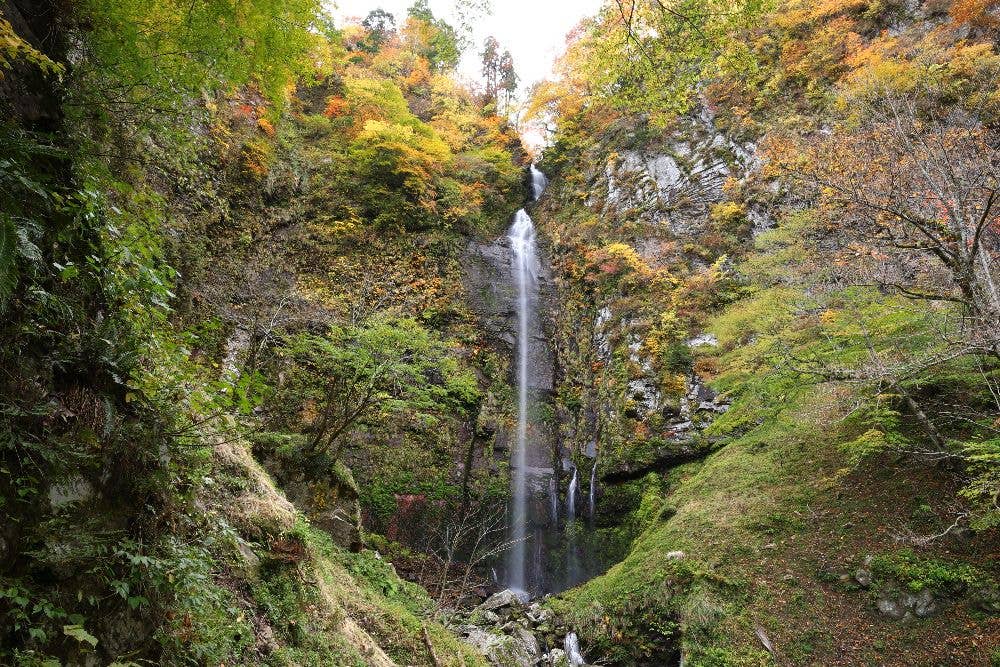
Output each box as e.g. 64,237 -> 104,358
0,1 -> 523,664
528,0 -> 1000,664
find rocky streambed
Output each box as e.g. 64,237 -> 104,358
454,589 -> 591,667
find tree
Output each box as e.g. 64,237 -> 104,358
405,1 -> 461,71
277,319 -> 478,459
480,35 -> 501,109
584,0 -> 769,123
72,0 -> 326,118
498,49 -> 518,116
774,91 -> 1000,352
360,8 -> 397,53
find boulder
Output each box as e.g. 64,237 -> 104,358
876,597 -> 907,620
876,588 -> 938,620
906,589 -> 937,618
465,627 -> 540,667
546,648 -> 570,666
479,588 -> 529,613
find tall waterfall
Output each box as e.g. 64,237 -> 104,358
506,165 -> 547,593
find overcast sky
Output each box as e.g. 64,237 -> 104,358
331,0 -> 604,93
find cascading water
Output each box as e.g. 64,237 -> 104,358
505,165 -> 547,593
564,632 -> 585,667
506,209 -> 534,594
566,464 -> 581,584
566,466 -> 578,522
530,164 -> 548,200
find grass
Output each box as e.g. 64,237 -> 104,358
548,377 -> 999,665
205,435 -> 487,666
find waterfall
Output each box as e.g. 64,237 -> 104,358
566,464 -> 580,586
564,632 -> 585,666
566,465 -> 578,522
506,164 -> 547,593
530,164 -> 548,201
506,208 -> 535,594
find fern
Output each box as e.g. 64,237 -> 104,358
0,215 -> 15,310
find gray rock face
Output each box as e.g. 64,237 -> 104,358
271,461 -> 362,551
462,234 -> 555,391
49,475 -> 94,510
596,109 -> 758,236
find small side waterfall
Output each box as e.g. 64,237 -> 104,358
564,632 -> 585,666
566,466 -> 578,522
530,164 -> 548,200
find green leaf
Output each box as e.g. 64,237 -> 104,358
63,623 -> 98,648
0,215 -> 16,309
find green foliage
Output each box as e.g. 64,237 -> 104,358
0,17 -> 63,77
406,1 -> 462,72
73,0 -> 328,117
581,0 -> 774,123
868,549 -> 995,598
273,318 -> 479,458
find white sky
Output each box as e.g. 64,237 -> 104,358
331,0 -> 604,93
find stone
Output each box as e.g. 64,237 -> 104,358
665,550 -> 685,560
236,539 -> 261,575
906,589 -> 937,618
976,589 -> 1000,614
514,627 -> 541,658
876,598 -> 907,620
478,588 -> 529,613
464,627 -> 540,667
854,568 -> 872,588
48,475 -> 94,510
547,648 -> 570,667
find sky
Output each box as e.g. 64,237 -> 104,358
330,0 -> 604,93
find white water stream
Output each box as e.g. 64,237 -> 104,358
505,166 -> 548,593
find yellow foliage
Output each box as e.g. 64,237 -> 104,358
710,201 -> 746,225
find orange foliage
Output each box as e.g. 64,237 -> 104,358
950,0 -> 1000,28
324,96 -> 349,118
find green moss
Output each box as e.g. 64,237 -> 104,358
868,550 -> 996,597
